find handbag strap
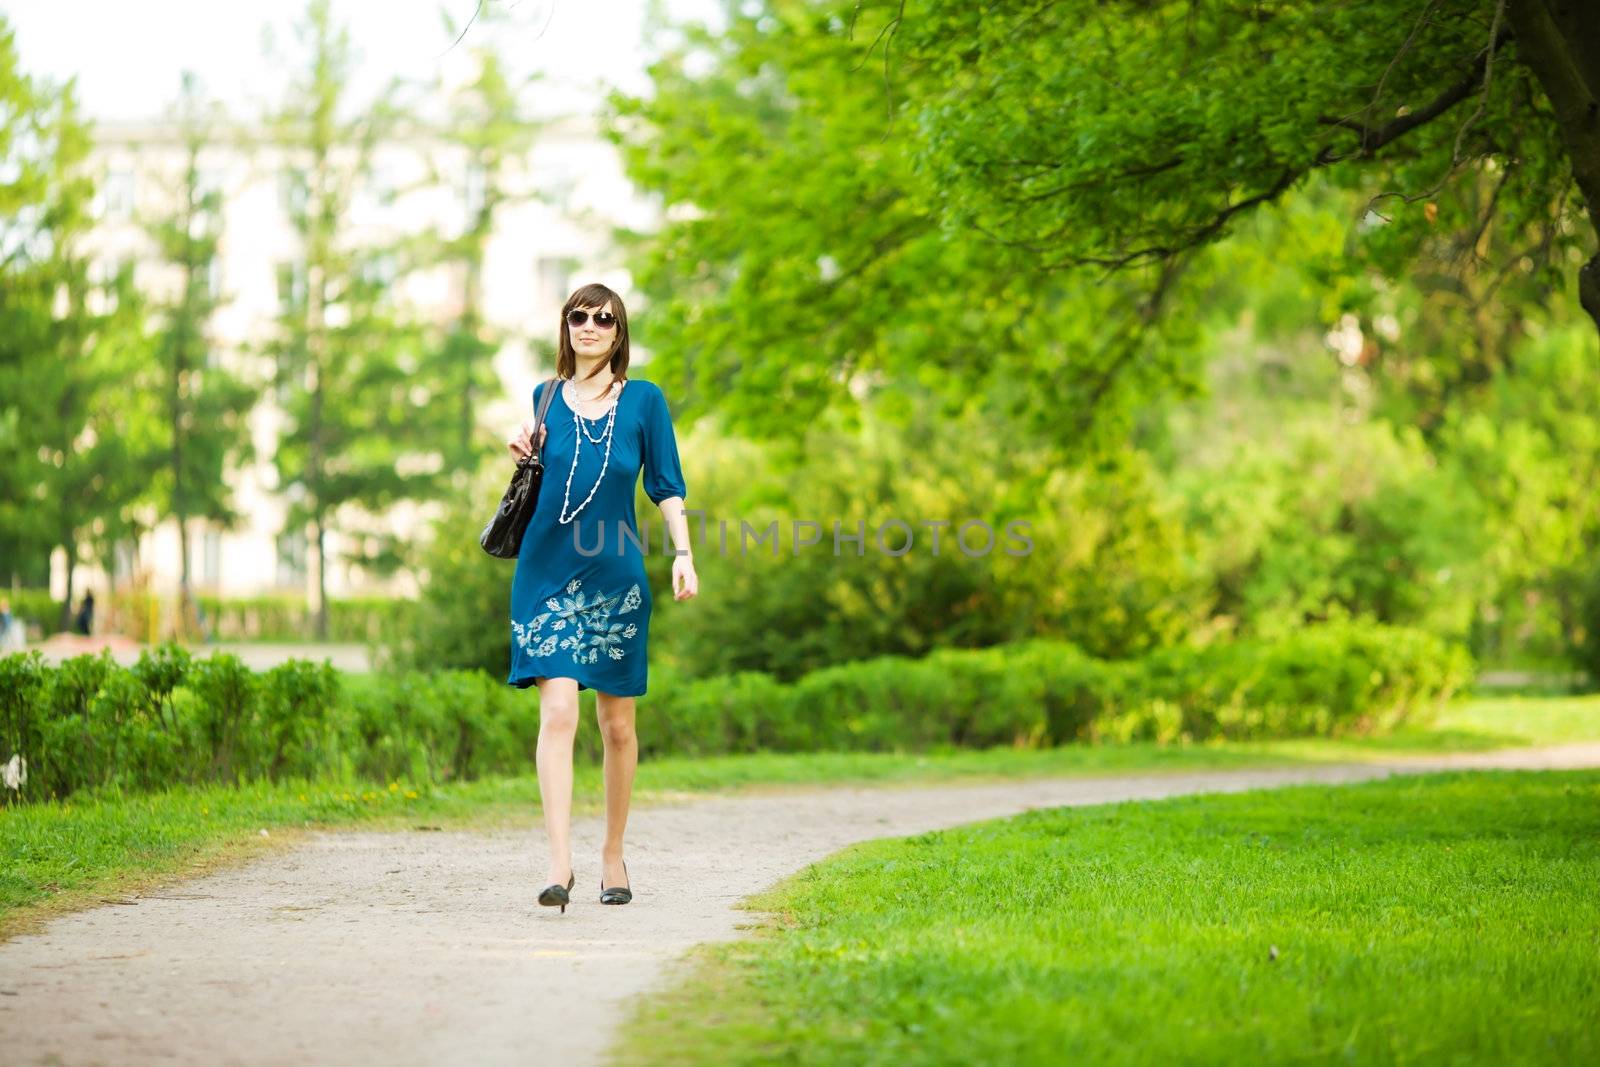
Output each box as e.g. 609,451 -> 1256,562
530,375 -> 559,461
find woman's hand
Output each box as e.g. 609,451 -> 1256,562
671,554 -> 698,601
507,420 -> 547,460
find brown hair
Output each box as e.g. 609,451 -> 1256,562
557,282 -> 631,384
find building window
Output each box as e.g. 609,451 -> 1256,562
197,168 -> 224,203
279,167 -> 308,222
276,261 -> 307,313
102,168 -> 136,220
112,537 -> 138,581
93,258 -> 134,313
276,527 -> 308,588
205,256 -> 224,301
463,161 -> 487,220
373,161 -> 399,207
540,158 -> 577,202
536,255 -> 576,306
201,526 -> 222,587
359,252 -> 397,290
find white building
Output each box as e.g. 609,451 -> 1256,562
53,115 -> 658,619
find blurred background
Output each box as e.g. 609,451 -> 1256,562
1,0 -> 1597,691
0,0 -> 714,664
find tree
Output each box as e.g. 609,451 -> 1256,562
0,15 -> 60,586
141,71 -> 259,638
0,16 -> 152,628
262,0 -> 456,638
607,1 -> 1595,457
413,2 -> 553,484
881,0 -> 1597,338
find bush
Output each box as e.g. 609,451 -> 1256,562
193,594 -> 408,643
0,589 -> 61,641
374,482 -> 528,678
1099,617 -> 1472,743
0,617 -> 1470,806
390,406 -> 1214,690
0,587 -> 408,643
638,617 -> 1465,756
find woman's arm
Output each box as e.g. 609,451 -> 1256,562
641,385 -> 696,598
656,496 -> 692,560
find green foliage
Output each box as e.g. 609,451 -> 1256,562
607,0 -> 1208,459
261,0 -> 461,635
608,0 -> 1589,462
0,15 -> 156,604
602,0 -> 1597,679
0,590 -> 59,641
0,645 -> 526,805
404,6 -> 551,484
340,670 -> 530,786
190,593 -> 412,643
406,381 -> 1508,685
0,587 -> 413,643
403,393 -> 1209,682
644,617 -> 1466,757
0,617 -> 1466,806
139,71 -> 260,631
898,0 -> 1574,274
185,652 -> 258,784
375,475 -> 524,677
1108,619 -> 1474,742
1171,414 -> 1491,641
1436,322 -> 1600,669
658,398 -> 1196,679
1139,189 -> 1599,673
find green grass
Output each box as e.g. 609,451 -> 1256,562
3,694 -> 1598,940
612,770 -> 1600,1066
1405,693 -> 1600,747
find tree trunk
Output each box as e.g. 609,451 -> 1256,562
174,315 -> 193,641
177,517 -> 196,642
315,515 -> 329,642
307,233 -> 327,644
59,547 -> 75,634
1506,0 -> 1600,334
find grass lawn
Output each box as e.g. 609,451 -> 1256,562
611,769 -> 1600,1066
2,693 -> 1598,941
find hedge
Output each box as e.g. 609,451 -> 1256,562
0,617 -> 1471,806
0,588 -> 410,644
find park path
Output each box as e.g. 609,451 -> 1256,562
3,742 -> 1599,1067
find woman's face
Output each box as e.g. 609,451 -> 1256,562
568,299 -> 619,359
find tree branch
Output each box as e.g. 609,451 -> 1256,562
1067,248 -> 1195,442
1312,22 -> 1515,166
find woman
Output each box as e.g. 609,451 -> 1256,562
505,282 -> 698,914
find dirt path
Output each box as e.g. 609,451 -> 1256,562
4,743 -> 1599,1066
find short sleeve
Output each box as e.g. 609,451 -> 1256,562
641,383 -> 687,505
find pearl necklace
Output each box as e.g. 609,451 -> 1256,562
557,378 -> 623,524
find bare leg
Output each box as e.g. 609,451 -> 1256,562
534,677 -> 581,886
595,690 -> 638,889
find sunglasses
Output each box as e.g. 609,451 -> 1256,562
566,308 -> 618,330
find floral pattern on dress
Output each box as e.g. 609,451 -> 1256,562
511,577 -> 642,665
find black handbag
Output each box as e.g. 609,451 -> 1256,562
480,376 -> 560,559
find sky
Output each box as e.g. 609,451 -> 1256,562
2,0 -> 722,123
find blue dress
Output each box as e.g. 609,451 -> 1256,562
506,376 -> 687,697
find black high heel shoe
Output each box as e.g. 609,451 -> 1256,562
600,859 -> 632,905
538,872 -> 576,913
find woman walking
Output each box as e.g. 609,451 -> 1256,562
505,282 -> 697,914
